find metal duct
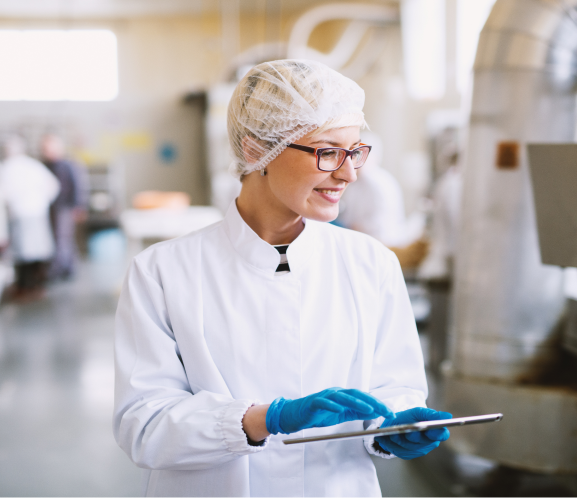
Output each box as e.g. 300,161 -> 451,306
450,0 -> 577,381
219,3 -> 398,84
286,3 -> 398,80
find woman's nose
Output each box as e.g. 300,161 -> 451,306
333,157 -> 358,183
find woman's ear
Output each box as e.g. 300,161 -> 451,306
241,136 -> 263,165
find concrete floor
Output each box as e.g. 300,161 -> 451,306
0,257 -> 141,497
0,253 -> 441,497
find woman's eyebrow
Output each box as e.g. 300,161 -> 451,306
309,139 -> 362,147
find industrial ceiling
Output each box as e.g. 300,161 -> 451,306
0,0 -> 391,19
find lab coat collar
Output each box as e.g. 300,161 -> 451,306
222,200 -> 316,277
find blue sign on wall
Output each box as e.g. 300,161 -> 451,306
159,142 -> 178,164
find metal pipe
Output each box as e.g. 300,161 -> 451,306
220,3 -> 397,83
286,3 -> 398,78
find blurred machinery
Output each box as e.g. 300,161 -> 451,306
86,162 -> 125,232
443,0 -> 577,474
419,119 -> 463,374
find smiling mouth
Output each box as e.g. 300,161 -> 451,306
313,188 -> 344,204
314,189 -> 342,198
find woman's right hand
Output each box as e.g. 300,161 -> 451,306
265,387 -> 394,435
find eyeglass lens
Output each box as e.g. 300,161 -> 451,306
318,146 -> 371,171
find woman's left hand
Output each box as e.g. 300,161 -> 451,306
375,407 -> 452,460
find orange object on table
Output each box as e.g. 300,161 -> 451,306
132,191 -> 190,210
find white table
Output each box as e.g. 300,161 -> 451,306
120,206 -> 223,255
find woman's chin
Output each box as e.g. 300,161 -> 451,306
304,204 -> 340,223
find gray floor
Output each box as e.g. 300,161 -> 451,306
0,253 -> 440,497
0,256 -> 141,497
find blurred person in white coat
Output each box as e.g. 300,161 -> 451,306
0,135 -> 60,299
337,131 -> 408,247
114,60 -> 451,497
337,131 -> 428,269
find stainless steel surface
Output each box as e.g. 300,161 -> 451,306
476,0 -> 577,76
444,372 -> 577,473
451,0 -> 577,381
282,414 -> 503,445
527,143 -> 577,268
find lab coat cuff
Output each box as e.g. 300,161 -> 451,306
219,399 -> 270,455
363,417 -> 396,460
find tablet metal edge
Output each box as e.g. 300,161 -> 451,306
282,413 -> 503,445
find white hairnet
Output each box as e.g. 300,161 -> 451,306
227,59 -> 367,178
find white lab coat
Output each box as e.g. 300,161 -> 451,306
0,154 -> 60,262
337,166 -> 410,248
114,201 -> 428,497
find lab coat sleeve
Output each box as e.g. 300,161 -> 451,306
113,258 -> 269,471
363,251 -> 428,458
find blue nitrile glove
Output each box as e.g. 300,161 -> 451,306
266,387 -> 394,435
375,407 -> 452,460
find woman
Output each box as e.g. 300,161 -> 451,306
114,60 -> 450,497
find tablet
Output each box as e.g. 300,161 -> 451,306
282,413 -> 503,445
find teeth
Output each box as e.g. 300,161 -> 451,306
317,189 -> 340,196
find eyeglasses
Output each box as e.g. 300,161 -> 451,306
286,143 -> 372,172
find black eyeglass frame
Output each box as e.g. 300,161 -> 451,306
286,143 -> 372,172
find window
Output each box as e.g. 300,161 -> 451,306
0,30 -> 118,101
401,0 -> 446,101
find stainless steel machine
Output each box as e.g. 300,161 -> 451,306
443,0 -> 577,474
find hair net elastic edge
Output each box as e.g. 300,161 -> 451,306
229,114 -> 368,179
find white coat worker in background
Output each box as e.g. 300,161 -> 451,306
0,135 -> 60,300
337,131 -> 408,247
337,131 -> 428,269
114,60 -> 452,497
